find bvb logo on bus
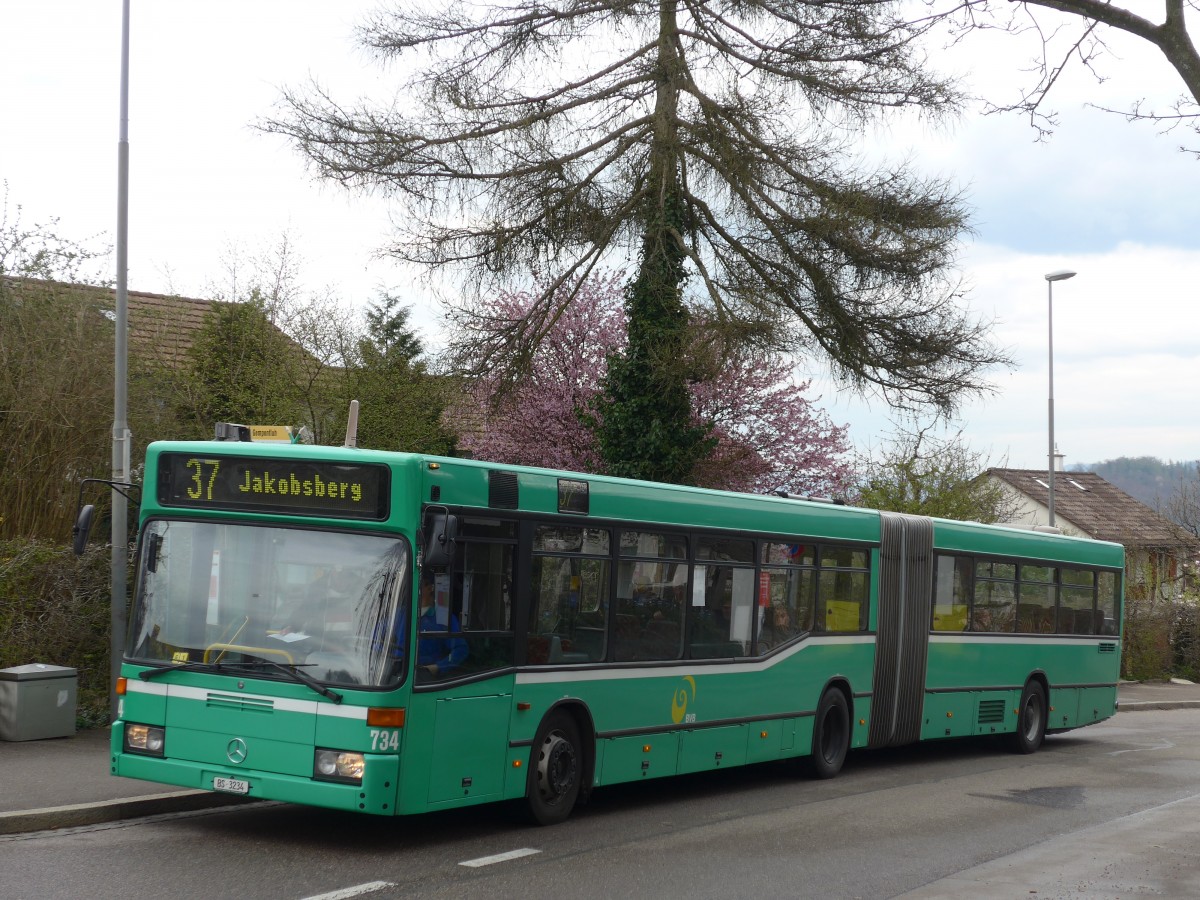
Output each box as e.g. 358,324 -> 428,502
671,675 -> 697,724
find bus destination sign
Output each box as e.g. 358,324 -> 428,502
158,453 -> 389,520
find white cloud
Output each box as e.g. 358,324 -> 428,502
823,242 -> 1200,467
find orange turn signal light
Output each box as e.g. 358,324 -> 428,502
116,677 -> 127,696
367,707 -> 406,728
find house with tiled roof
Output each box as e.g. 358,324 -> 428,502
985,467 -> 1200,600
125,287 -> 222,369
5,278 -> 306,370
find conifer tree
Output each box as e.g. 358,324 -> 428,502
267,0 -> 1006,480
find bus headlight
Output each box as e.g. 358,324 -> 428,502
124,723 -> 166,757
313,749 -> 365,784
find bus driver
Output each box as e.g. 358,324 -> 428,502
411,577 -> 468,677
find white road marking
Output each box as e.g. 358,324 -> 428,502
299,881 -> 395,900
459,847 -> 542,868
1109,739 -> 1174,755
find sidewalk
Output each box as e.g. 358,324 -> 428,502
2,681 -> 1198,836
0,724 -> 253,834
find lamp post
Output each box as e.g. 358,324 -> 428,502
1045,269 -> 1076,528
111,0 -> 132,720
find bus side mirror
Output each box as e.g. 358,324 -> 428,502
423,512 -> 459,569
73,504 -> 95,557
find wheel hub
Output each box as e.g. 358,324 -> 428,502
538,732 -> 578,800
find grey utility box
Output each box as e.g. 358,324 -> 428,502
0,664 -> 78,741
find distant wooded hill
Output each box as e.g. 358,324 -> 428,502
1070,457 -> 1198,518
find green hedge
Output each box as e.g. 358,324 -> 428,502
0,540 -> 116,728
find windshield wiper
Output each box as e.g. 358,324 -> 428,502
236,659 -> 344,704
138,660 -> 226,680
136,659 -> 343,704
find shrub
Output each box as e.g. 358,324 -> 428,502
0,539 -> 116,728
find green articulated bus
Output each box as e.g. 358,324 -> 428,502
108,439 -> 1123,825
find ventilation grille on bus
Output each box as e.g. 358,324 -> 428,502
489,470 -> 519,509
206,693 -> 274,714
977,699 -> 1007,725
1098,643 -> 1117,654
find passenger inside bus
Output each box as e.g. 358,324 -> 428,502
758,603 -> 792,651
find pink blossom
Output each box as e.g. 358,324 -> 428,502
457,274 -> 853,495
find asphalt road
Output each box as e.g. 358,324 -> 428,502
3,709 -> 1199,900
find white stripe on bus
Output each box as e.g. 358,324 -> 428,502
123,679 -> 368,718
514,634 -> 874,684
928,634 -> 1120,647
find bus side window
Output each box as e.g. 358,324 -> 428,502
614,531 -> 687,662
527,525 -> 611,665
815,544 -> 870,633
423,518 -> 517,679
932,555 -> 971,632
1098,571 -> 1120,636
1059,568 -> 1095,635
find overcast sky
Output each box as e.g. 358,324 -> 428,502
4,2 -> 1198,471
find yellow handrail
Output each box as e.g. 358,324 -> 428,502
203,643 -> 295,665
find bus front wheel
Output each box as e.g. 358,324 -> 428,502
526,711 -> 583,826
808,688 -> 850,779
1009,681 -> 1047,754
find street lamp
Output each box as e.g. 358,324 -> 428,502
110,0 -> 133,720
1045,269 -> 1076,528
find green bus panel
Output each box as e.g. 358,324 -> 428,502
1078,686 -> 1118,726
600,733 -> 680,783
167,692 -> 315,747
423,456 -> 882,544
920,691 -> 976,741
931,519 -> 1125,570
679,724 -> 749,774
746,720 -> 788,763
168,725 -> 315,776
1048,686 -> 1081,731
926,638 -> 1120,698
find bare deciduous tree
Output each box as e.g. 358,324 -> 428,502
1166,464 -> 1200,538
938,0 -> 1200,149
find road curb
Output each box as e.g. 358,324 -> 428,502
1118,700 -> 1200,713
0,790 -> 252,836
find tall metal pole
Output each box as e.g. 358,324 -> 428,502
1047,278 -> 1055,528
111,0 -> 132,721
1044,270 -> 1076,530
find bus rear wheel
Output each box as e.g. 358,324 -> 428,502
526,711 -> 582,826
1009,681 -> 1047,754
808,688 -> 850,779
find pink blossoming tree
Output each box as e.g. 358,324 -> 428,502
456,274 -> 853,497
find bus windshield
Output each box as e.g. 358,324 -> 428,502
128,520 -> 410,688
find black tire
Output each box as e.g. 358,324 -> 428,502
526,711 -> 583,826
808,688 -> 850,779
1009,681 -> 1047,754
